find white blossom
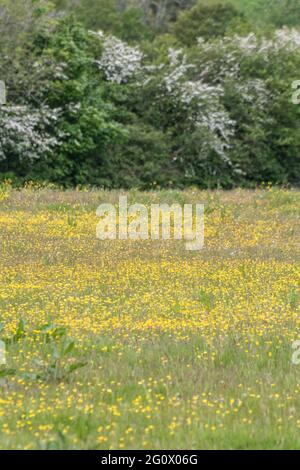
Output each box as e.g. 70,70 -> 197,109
92,31 -> 144,84
235,79 -> 270,110
164,48 -> 194,92
0,105 -> 62,162
161,51 -> 235,162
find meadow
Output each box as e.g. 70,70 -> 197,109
0,185 -> 299,449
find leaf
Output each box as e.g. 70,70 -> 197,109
62,340 -> 75,357
50,342 -> 60,360
39,324 -> 67,340
10,319 -> 26,343
0,368 -> 16,378
51,327 -> 67,338
68,362 -> 87,374
22,372 -> 43,381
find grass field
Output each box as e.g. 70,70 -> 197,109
0,185 -> 299,449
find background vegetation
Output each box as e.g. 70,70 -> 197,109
0,0 -> 299,189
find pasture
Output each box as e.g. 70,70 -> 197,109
0,186 -> 299,449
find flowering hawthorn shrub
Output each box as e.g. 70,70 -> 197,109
93,33 -> 237,185
0,105 -> 61,163
187,29 -> 300,184
92,31 -> 144,84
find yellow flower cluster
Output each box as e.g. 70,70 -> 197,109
0,187 -> 299,449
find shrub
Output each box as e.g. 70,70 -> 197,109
173,0 -> 248,46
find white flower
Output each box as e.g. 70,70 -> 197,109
0,105 -> 62,162
93,31 -> 144,84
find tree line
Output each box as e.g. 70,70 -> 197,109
0,0 -> 299,188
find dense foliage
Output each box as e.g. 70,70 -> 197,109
0,0 -> 299,188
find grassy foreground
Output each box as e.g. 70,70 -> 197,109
0,186 -> 299,449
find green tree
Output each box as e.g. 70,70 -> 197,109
232,0 -> 300,28
58,0 -> 153,42
263,0 -> 300,27
0,18 -> 125,186
173,0 -> 248,45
